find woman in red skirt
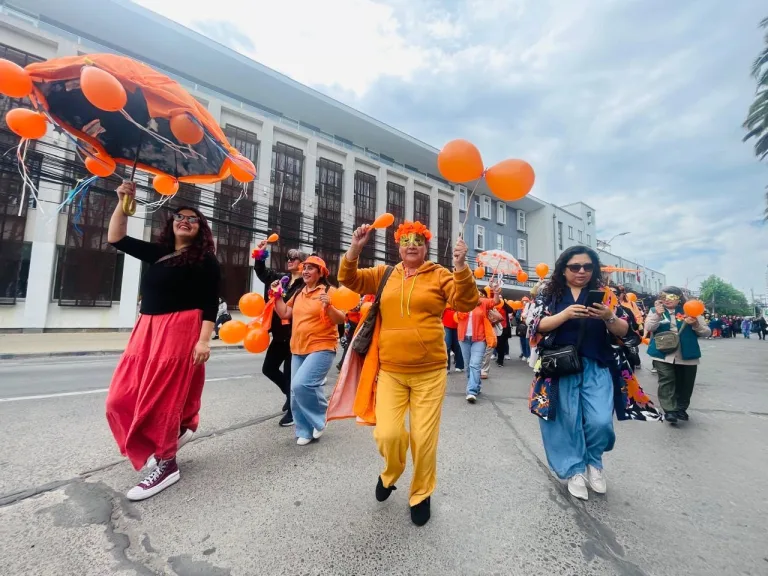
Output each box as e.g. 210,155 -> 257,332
106,181 -> 220,501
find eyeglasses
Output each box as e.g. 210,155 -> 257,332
173,213 -> 200,224
663,294 -> 680,301
399,233 -> 426,247
565,263 -> 594,273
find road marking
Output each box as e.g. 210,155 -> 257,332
0,375 -> 255,403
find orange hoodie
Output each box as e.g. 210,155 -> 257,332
338,257 -> 479,374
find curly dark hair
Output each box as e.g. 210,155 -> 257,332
541,245 -> 603,300
157,205 -> 215,266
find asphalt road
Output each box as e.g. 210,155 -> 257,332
0,339 -> 767,575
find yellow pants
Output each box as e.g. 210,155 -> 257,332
374,368 -> 447,507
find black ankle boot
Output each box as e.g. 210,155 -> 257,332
375,476 -> 396,502
410,497 -> 431,526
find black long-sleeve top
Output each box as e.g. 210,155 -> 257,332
111,236 -> 220,322
253,259 -> 304,342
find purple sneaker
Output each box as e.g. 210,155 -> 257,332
144,428 -> 195,469
127,458 -> 180,501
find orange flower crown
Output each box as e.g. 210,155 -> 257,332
394,221 -> 433,242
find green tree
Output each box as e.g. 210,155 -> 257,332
742,16 -> 768,218
698,275 -> 750,315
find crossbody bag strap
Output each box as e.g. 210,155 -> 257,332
374,266 -> 394,303
155,250 -> 183,265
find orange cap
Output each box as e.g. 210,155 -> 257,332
301,255 -> 329,277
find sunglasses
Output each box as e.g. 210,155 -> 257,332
566,263 -> 594,273
173,213 -> 200,224
663,294 -> 680,301
399,233 -> 426,247
286,256 -> 301,262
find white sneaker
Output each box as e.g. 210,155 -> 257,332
454,368 -> 464,373
587,465 -> 606,494
312,427 -> 324,440
144,428 -> 195,470
466,394 -> 477,404
322,377 -> 328,385
296,437 -> 312,446
567,474 -> 589,500
480,370 -> 488,379
505,355 -> 511,360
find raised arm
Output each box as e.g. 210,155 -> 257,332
338,224 -> 385,295
440,237 -> 478,312
108,181 -> 134,244
252,239 -> 281,286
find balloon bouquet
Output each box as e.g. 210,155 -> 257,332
0,54 -> 256,223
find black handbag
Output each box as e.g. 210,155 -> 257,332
351,266 -> 394,355
539,320 -> 586,378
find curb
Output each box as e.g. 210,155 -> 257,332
0,345 -> 246,361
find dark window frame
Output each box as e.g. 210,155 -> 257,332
385,181 -> 405,265
437,199 -> 452,268
354,170 -> 377,268
413,191 -> 430,227
268,142 -> 304,268
313,158 -> 343,277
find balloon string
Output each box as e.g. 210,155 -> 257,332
16,140 -> 45,217
459,176 -> 484,239
118,110 -> 200,161
231,182 -> 247,209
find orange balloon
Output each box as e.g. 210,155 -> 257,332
267,233 -> 279,243
153,174 -> 179,196
683,300 -> 705,317
247,318 -> 262,330
219,320 -> 248,344
485,159 -> 535,202
5,108 -> 47,140
474,267 -> 485,279
239,292 -> 266,317
517,271 -> 529,283
170,113 -> 204,145
437,139 -> 484,183
229,155 -> 256,183
80,66 -> 127,112
627,293 -> 638,302
331,287 -> 361,311
85,153 -> 116,177
535,263 -> 549,279
371,213 -> 395,229
243,328 -> 270,353
641,337 -> 651,345
0,59 -> 33,98
514,301 -> 525,310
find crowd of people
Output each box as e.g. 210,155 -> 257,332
104,180 -> 738,521
705,314 -> 767,340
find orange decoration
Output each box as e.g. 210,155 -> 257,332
229,154 -> 256,183
243,328 -> 270,353
0,59 -> 33,98
360,302 -> 372,317
474,267 -> 485,279
512,301 -> 524,310
85,153 -> 116,177
683,300 -> 705,318
331,287 -> 361,311
517,271 -> 529,283
437,139 -> 484,183
627,293 -> 638,302
170,113 -> 204,145
239,292 -> 266,317
641,337 -> 651,345
5,109 -> 48,140
219,320 -> 248,344
535,263 -> 549,279
153,174 -> 179,196
267,233 -> 279,243
247,318 -> 262,330
394,221 -> 432,242
371,212 -> 395,229
485,159 -> 535,202
80,66 -> 127,112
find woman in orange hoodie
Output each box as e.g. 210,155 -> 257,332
458,288 -> 500,403
338,221 -> 478,526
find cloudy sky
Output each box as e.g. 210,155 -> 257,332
135,0 -> 768,297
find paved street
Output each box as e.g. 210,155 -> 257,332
1,339 -> 767,575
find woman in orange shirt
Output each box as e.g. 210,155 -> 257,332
274,256 -> 346,445
457,289 -> 500,402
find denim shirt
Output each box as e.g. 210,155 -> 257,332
552,289 -> 614,367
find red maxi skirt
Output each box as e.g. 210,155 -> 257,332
106,310 -> 205,470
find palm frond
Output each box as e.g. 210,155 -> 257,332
761,16 -> 768,28
751,47 -> 768,78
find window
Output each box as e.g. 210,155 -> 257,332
0,241 -> 31,302
437,199 -> 452,268
587,211 -> 593,225
496,202 -> 506,225
269,142 -> 304,268
459,189 -> 467,212
578,230 -> 583,242
474,225 -> 485,250
587,234 -> 591,246
354,171 -> 377,268
568,226 -> 574,239
473,197 -> 480,218
496,233 -> 504,250
557,221 -> 563,250
314,158 -> 344,277
481,196 -> 491,219
385,181 -> 406,265
517,210 -> 526,232
414,191 -> 430,226
517,238 -> 527,261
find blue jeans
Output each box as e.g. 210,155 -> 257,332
291,350 -> 334,440
518,335 -> 531,358
460,338 -> 486,396
444,327 -> 464,370
539,357 -> 615,479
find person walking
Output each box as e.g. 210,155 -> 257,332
106,181 -> 220,501
458,289 -> 498,402
494,299 -> 514,367
756,315 -> 767,340
517,305 -> 532,362
212,298 -> 231,340
645,287 -> 711,423
443,306 -> 465,373
337,220 -> 478,526
274,256 -> 345,445
742,317 -> 752,338
253,242 -> 306,427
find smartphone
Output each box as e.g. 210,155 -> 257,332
585,290 -> 605,307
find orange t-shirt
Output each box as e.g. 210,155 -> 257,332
288,284 -> 339,355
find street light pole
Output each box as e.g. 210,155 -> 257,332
598,231 -> 630,252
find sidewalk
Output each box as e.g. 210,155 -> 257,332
0,332 -> 243,359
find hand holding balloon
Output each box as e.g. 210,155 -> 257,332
347,225 -> 372,260
116,181 -> 137,216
